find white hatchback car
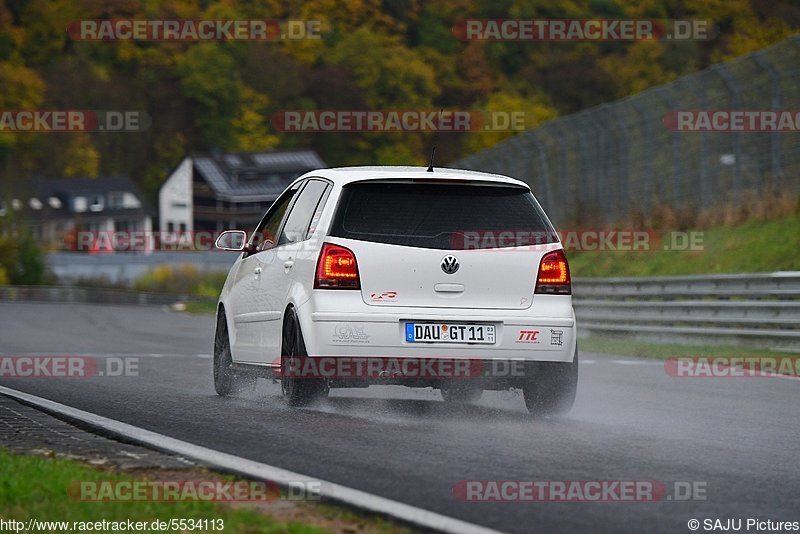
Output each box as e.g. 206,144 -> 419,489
213,166 -> 578,415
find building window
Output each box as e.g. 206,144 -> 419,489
179,223 -> 187,233
89,195 -> 104,212
167,222 -> 175,232
115,221 -> 138,232
74,197 -> 87,213
108,192 -> 125,209
122,192 -> 141,208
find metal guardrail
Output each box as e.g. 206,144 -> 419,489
48,251 -> 240,284
573,272 -> 800,349
2,273 -> 799,349
0,285 -> 213,307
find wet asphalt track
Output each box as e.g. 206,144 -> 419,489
1,302 -> 799,533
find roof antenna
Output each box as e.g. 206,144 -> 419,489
426,108 -> 443,172
426,145 -> 437,173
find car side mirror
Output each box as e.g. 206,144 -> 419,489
215,230 -> 247,251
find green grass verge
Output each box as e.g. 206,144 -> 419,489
580,336 -> 799,360
181,300 -> 218,315
0,449 -> 369,533
568,214 -> 800,277
134,264 -> 227,299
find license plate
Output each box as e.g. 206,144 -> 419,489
405,323 -> 496,344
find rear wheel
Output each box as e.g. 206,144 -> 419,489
522,350 -> 578,416
281,307 -> 328,406
214,310 -> 257,397
440,383 -> 483,403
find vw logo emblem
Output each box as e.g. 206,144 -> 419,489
441,255 -> 459,274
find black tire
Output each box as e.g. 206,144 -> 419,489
281,307 -> 328,406
522,349 -> 578,416
213,309 -> 257,397
440,383 -> 483,403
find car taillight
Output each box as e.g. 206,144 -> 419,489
315,243 -> 360,289
535,249 -> 571,295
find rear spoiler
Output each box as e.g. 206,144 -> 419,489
347,177 -> 530,189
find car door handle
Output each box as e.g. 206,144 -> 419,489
434,283 -> 465,293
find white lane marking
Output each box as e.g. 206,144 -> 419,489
580,359 -> 596,364
196,354 -> 213,359
0,386 -> 501,534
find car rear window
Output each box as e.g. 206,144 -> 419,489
329,181 -> 557,250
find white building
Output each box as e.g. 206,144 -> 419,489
2,176 -> 153,252
158,149 -> 325,234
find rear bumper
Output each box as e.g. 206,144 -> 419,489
294,294 -> 577,363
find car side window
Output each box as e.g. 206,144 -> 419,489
278,180 -> 330,246
305,186 -> 331,240
250,183 -> 300,252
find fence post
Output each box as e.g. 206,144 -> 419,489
713,63 -> 743,200
573,116 -> 593,221
631,97 -> 654,209
614,104 -> 630,217
528,132 -> 554,215
655,87 -> 683,208
584,110 -> 609,221
549,122 -> 570,215
752,51 -> 783,192
682,75 -> 711,208
504,135 -> 525,181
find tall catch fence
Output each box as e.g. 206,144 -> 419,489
452,36 -> 800,226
